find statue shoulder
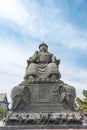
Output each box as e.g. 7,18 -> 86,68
48,52 -> 53,56
27,51 -> 39,63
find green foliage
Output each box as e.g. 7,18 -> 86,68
76,89 -> 87,112
0,107 -> 8,119
83,90 -> 87,97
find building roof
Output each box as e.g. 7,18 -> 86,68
0,93 -> 9,104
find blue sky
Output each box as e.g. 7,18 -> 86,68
0,0 -> 87,102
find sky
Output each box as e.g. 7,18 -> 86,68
0,0 -> 87,102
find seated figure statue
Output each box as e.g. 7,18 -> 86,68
24,43 -> 61,80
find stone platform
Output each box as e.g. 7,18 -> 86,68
0,125 -> 87,130
11,80 -> 76,113
5,112 -> 82,126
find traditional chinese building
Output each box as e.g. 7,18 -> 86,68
0,93 -> 9,110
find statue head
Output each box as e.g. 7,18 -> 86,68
39,42 -> 48,52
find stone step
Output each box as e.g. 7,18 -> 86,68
20,103 -> 68,112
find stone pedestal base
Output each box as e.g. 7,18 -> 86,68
5,112 -> 82,126
11,80 -> 76,113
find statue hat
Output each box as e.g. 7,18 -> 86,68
39,42 -> 48,49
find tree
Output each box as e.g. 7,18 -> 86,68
0,107 -> 8,119
76,89 -> 87,112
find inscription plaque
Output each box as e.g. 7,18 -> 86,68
39,84 -> 49,102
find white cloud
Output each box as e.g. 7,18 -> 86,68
47,19 -> 87,50
0,41 -> 25,65
0,0 -> 36,26
0,38 -> 37,75
26,4 -> 87,49
0,0 -> 48,39
60,64 -> 87,98
59,24 -> 87,49
0,0 -> 87,50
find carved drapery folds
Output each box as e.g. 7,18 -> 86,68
24,43 -> 61,80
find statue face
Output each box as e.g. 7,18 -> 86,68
39,46 -> 48,52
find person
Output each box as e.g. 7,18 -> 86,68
24,42 -> 61,80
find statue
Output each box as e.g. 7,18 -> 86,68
24,42 -> 61,80
5,42 -> 81,126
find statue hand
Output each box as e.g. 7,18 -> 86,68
56,59 -> 60,65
